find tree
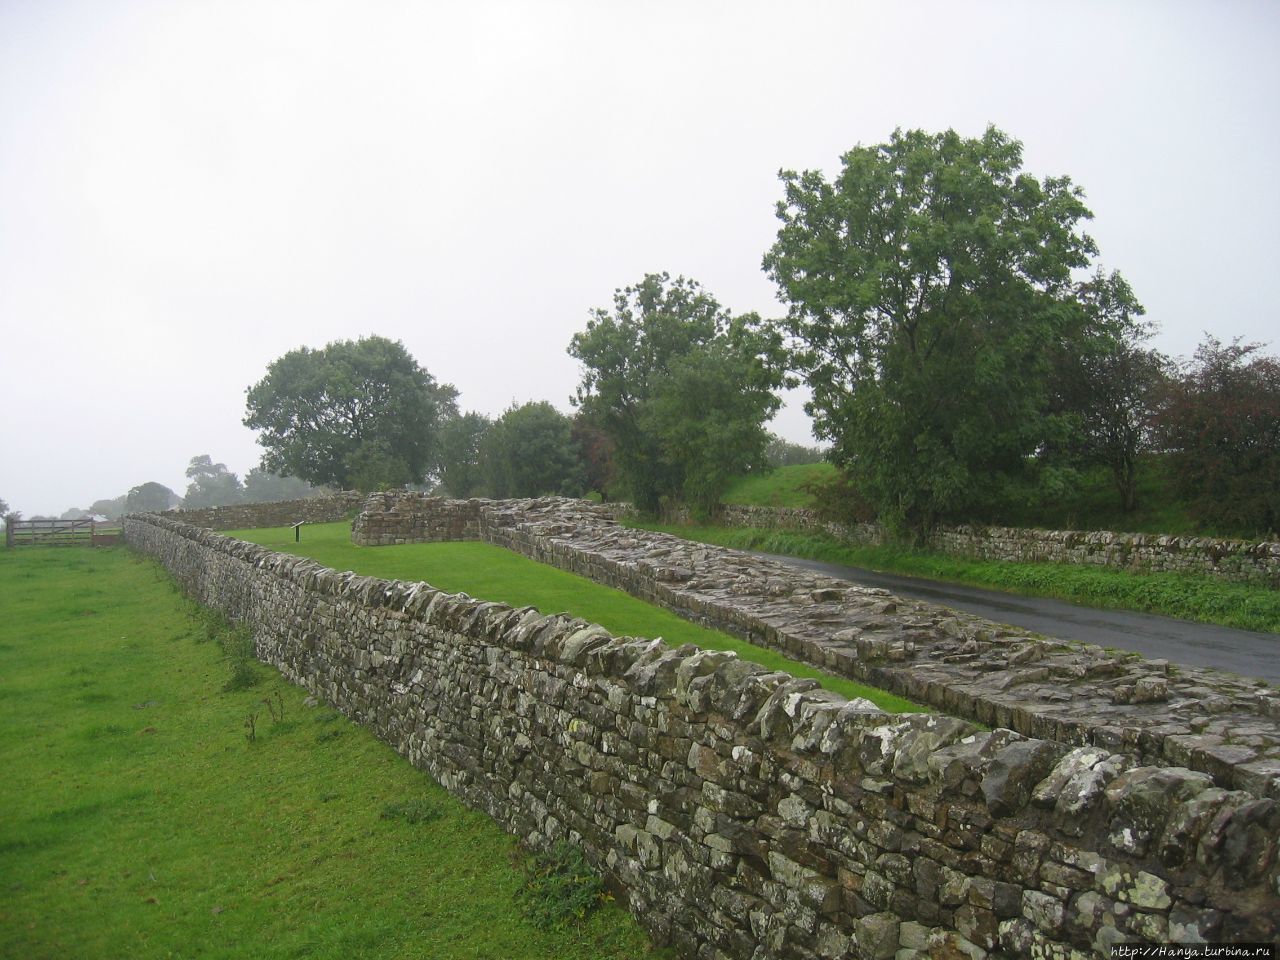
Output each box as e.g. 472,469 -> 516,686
241,468 -> 322,503
765,433 -> 826,467
763,126 -> 1114,535
89,496 -> 127,520
1050,271 -> 1166,512
126,482 -> 179,514
480,402 -> 582,499
183,455 -> 245,508
438,412 -> 492,498
243,336 -> 458,491
569,273 -> 787,515
570,413 -> 616,498
1155,337 -> 1280,535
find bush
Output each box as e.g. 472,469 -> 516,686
800,468 -> 877,527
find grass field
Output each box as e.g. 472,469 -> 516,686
633,523 -> 1280,635
231,522 -> 921,713
0,545 -> 670,960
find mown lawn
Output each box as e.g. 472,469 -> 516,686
231,522 -> 922,713
0,545 -> 670,960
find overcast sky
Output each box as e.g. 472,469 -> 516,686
2,0 -> 1277,516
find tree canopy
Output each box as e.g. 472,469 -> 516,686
1049,271 -> 1165,512
480,402 -> 581,499
1155,337 -> 1280,535
183,455 -> 245,508
243,336 -> 458,491
763,126 -> 1123,534
438,412 -> 492,499
126,482 -> 179,514
569,273 -> 787,515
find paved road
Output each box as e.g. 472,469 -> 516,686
752,551 -> 1280,684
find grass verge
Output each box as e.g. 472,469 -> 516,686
231,522 -> 923,713
632,523 -> 1280,635
0,545 -> 667,959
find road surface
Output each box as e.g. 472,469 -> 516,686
753,551 -> 1280,684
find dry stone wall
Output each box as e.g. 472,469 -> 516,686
160,492 -> 365,531
686,506 -> 1280,588
354,495 -> 1280,804
125,513 -> 1280,956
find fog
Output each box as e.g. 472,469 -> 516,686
2,0 -> 1277,516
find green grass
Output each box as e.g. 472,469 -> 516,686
231,522 -> 922,713
632,523 -> 1280,636
0,545 -> 669,960
721,462 -> 837,509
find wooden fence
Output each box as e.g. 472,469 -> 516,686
5,518 -> 123,548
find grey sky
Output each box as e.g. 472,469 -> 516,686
2,0 -> 1277,517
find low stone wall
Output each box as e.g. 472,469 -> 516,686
689,506 -> 1280,588
355,495 -> 1280,803
933,525 -> 1280,587
160,492 -> 365,531
124,513 -> 1280,955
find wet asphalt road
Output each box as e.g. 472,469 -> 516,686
751,551 -> 1280,684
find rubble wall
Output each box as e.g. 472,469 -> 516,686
686,505 -> 1280,588
353,495 -> 1280,803
124,513 -> 1280,956
160,492 -> 365,531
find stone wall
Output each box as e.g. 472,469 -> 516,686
160,492 -> 365,531
354,495 -> 1280,803
685,506 -> 1280,588
124,512 -> 1280,955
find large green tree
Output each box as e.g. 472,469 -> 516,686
1155,337 -> 1280,535
763,126 -> 1116,534
569,273 -> 787,515
479,402 -> 581,499
243,336 -> 458,491
1050,271 -> 1166,513
438,412 -> 493,498
126,482 -> 179,514
183,455 -> 245,508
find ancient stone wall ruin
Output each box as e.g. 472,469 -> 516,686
160,492 -> 365,531
354,495 -> 1280,803
124,512 -> 1280,955
664,505 -> 1280,587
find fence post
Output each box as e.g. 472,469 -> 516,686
5,516 -> 13,549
